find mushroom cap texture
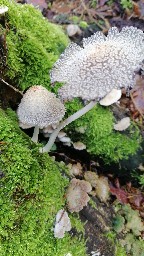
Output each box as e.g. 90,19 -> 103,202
50,26 -> 144,101
17,85 -> 65,127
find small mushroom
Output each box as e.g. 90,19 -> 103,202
54,209 -> 71,239
114,117 -> 131,131
73,141 -> 86,150
99,89 -> 122,106
59,136 -> 71,143
17,85 -> 65,143
40,27 -> 144,152
43,125 -> 55,134
66,24 -> 82,37
19,121 -> 33,129
84,171 -> 99,188
0,6 -> 8,14
68,162 -> 83,177
66,178 -> 92,213
96,176 -> 110,203
57,131 -> 67,139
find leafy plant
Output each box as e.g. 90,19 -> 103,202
120,0 -> 133,9
90,0 -> 97,8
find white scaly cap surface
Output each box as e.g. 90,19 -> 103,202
17,85 -> 65,128
50,26 -> 144,101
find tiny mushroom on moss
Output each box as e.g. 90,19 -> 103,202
54,209 -> 71,239
40,26 -> 144,153
66,178 -> 92,213
73,141 -> 86,150
17,85 -> 65,143
84,172 -> 110,202
0,6 -> 8,14
114,117 -> 131,131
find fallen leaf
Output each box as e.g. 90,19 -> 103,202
130,77 -> 144,116
110,184 -> 128,204
26,0 -> 47,11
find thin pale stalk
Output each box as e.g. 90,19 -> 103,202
40,100 -> 97,153
32,125 -> 39,143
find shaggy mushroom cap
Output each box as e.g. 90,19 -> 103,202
17,85 -> 65,128
50,26 -> 144,101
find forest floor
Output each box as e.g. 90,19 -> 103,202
5,0 -> 144,255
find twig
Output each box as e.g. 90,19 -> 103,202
80,0 -> 108,31
0,78 -> 23,96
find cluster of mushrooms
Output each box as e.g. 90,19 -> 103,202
17,26 -> 144,153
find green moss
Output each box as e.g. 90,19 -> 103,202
113,215 -> 125,233
106,232 -> 127,256
0,0 -> 69,90
65,99 -> 141,163
120,0 -> 133,9
139,174 -> 144,186
121,234 -> 144,256
0,108 -> 86,256
89,198 -> 97,210
112,204 -> 144,256
115,244 -> 127,256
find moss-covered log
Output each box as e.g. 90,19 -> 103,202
0,108 -> 86,256
0,0 -> 69,90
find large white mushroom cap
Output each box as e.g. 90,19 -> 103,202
50,26 -> 144,101
17,85 -> 65,128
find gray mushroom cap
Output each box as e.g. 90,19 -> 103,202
17,85 -> 65,128
50,26 -> 144,101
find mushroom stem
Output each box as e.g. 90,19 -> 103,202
32,125 -> 39,143
40,100 -> 97,153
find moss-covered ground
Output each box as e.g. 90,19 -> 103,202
65,99 -> 141,163
0,0 -> 142,163
0,0 -> 69,91
0,1 -> 143,255
0,108 -> 86,256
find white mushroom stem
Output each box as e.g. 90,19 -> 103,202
40,100 -> 97,153
31,125 -> 40,143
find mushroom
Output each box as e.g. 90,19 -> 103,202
66,24 -> 82,37
0,6 -> 8,15
17,85 -> 65,142
99,88 -> 122,106
54,209 -> 71,239
66,178 -> 92,213
114,117 -> 131,131
95,176 -> 110,203
40,26 -> 144,152
73,141 -> 86,150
